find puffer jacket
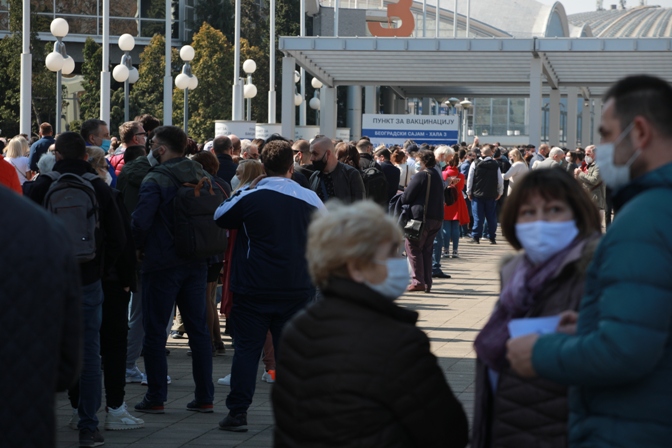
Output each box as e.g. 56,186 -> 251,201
131,157 -> 211,273
532,162 -> 672,447
272,277 -> 469,448
472,235 -> 599,448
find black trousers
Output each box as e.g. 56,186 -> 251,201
68,281 -> 130,409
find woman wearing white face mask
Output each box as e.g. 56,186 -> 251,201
472,169 -> 601,448
272,200 -> 469,448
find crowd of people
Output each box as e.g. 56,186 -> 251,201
1,74 -> 672,447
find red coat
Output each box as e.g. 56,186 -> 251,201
442,166 -> 469,224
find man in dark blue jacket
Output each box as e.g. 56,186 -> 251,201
131,126 -> 214,415
214,139 -> 324,432
28,122 -> 55,172
212,135 -> 237,183
376,147 -> 401,201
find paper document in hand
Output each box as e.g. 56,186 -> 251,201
508,315 -> 561,339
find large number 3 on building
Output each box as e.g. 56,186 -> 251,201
367,0 -> 415,37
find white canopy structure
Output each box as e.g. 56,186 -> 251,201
279,36 -> 672,145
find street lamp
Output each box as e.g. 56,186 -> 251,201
45,18 -> 75,134
242,59 -> 257,121
112,34 -> 139,123
293,70 -> 303,108
310,77 -> 323,125
175,45 -> 198,134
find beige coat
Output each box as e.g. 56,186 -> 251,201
577,162 -> 606,209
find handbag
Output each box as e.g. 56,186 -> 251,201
444,184 -> 458,206
403,171 -> 431,241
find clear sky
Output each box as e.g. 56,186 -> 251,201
537,0 -> 672,15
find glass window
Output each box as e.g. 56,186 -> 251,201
141,0 -> 165,19
56,0 -> 96,15
141,19 -> 164,37
491,98 -> 508,135
31,0 -> 53,13
111,18 -> 138,36
67,16 -> 98,34
111,0 -> 139,18
0,12 -> 8,31
509,98 -> 525,132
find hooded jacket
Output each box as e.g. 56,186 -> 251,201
532,162 -> 672,448
131,157 -> 211,273
117,155 -> 151,214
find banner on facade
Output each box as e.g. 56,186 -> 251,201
362,114 -> 458,146
214,121 -> 256,139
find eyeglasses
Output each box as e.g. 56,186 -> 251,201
135,132 -> 147,136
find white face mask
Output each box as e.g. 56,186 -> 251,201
231,175 -> 241,190
147,150 -> 159,167
365,258 -> 410,300
584,156 -> 594,165
595,123 -> 640,191
515,220 -> 579,265
565,156 -> 572,163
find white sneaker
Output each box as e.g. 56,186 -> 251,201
125,366 -> 145,384
68,408 -> 78,430
217,374 -> 231,386
261,370 -> 276,383
140,375 -> 171,386
105,403 -> 145,430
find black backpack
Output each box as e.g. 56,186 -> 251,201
361,167 -> 389,206
43,172 -> 100,263
157,167 -> 228,260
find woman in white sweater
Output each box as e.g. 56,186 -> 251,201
502,148 -> 529,195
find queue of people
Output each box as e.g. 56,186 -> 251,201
2,74 -> 672,448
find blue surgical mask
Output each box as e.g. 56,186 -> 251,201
594,123 -> 639,191
515,220 -> 579,265
100,139 -> 111,152
439,161 -> 447,169
415,162 -> 421,171
365,258 -> 410,300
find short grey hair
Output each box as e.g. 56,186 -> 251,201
549,147 -> 565,158
37,152 -> 56,174
435,145 -> 454,159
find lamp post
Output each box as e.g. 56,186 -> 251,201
293,70 -> 303,113
45,18 -> 75,134
310,77 -> 322,125
112,34 -> 139,123
460,98 -> 472,141
243,59 -> 257,121
175,45 -> 198,134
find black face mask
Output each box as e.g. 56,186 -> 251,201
312,152 -> 328,172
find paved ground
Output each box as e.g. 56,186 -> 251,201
56,237 -> 512,447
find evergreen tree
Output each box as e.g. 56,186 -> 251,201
79,38 -> 102,121
130,33 -> 180,125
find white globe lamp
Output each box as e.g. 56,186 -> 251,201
45,52 -> 64,72
128,67 -> 139,84
244,84 -> 257,99
311,78 -> 323,89
188,75 -> 198,90
243,59 -> 257,75
180,45 -> 195,62
309,97 -> 320,110
50,18 -> 69,38
175,73 -> 191,90
61,56 -> 75,75
113,64 -> 130,83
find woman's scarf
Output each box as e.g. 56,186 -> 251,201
473,237 -> 586,372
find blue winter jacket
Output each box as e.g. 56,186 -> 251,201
532,162 -> 672,448
214,177 -> 324,301
131,157 -> 211,272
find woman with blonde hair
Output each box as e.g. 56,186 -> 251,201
4,136 -> 32,184
502,148 -> 529,195
272,200 -> 469,448
232,159 -> 264,192
86,146 -> 112,185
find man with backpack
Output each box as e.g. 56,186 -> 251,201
309,137 -> 365,203
131,126 -> 217,415
108,121 -> 147,176
26,131 -> 126,447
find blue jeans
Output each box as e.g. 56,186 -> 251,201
443,220 -> 461,252
142,262 -> 213,404
126,277 -> 144,370
70,280 -> 103,431
227,295 -> 309,414
432,222 -> 445,273
471,197 -> 498,241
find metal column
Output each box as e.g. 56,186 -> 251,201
528,56 -> 543,147
320,86 -> 337,138
364,86 -> 377,114
581,98 -> 591,147
421,97 -> 431,115
280,57 -> 296,139
592,98 -> 602,146
20,0 -> 31,135
566,87 -> 578,150
549,88 -> 560,146
347,86 -> 362,140
163,0 -> 172,125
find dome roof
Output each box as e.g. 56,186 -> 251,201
569,6 -> 672,37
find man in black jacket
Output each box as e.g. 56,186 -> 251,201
375,147 -> 401,201
309,137 -> 365,203
0,186 -> 81,448
26,131 -> 126,447
357,138 -> 378,171
212,136 -> 237,183
466,145 -> 503,244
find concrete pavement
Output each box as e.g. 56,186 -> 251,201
56,237 -> 512,447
